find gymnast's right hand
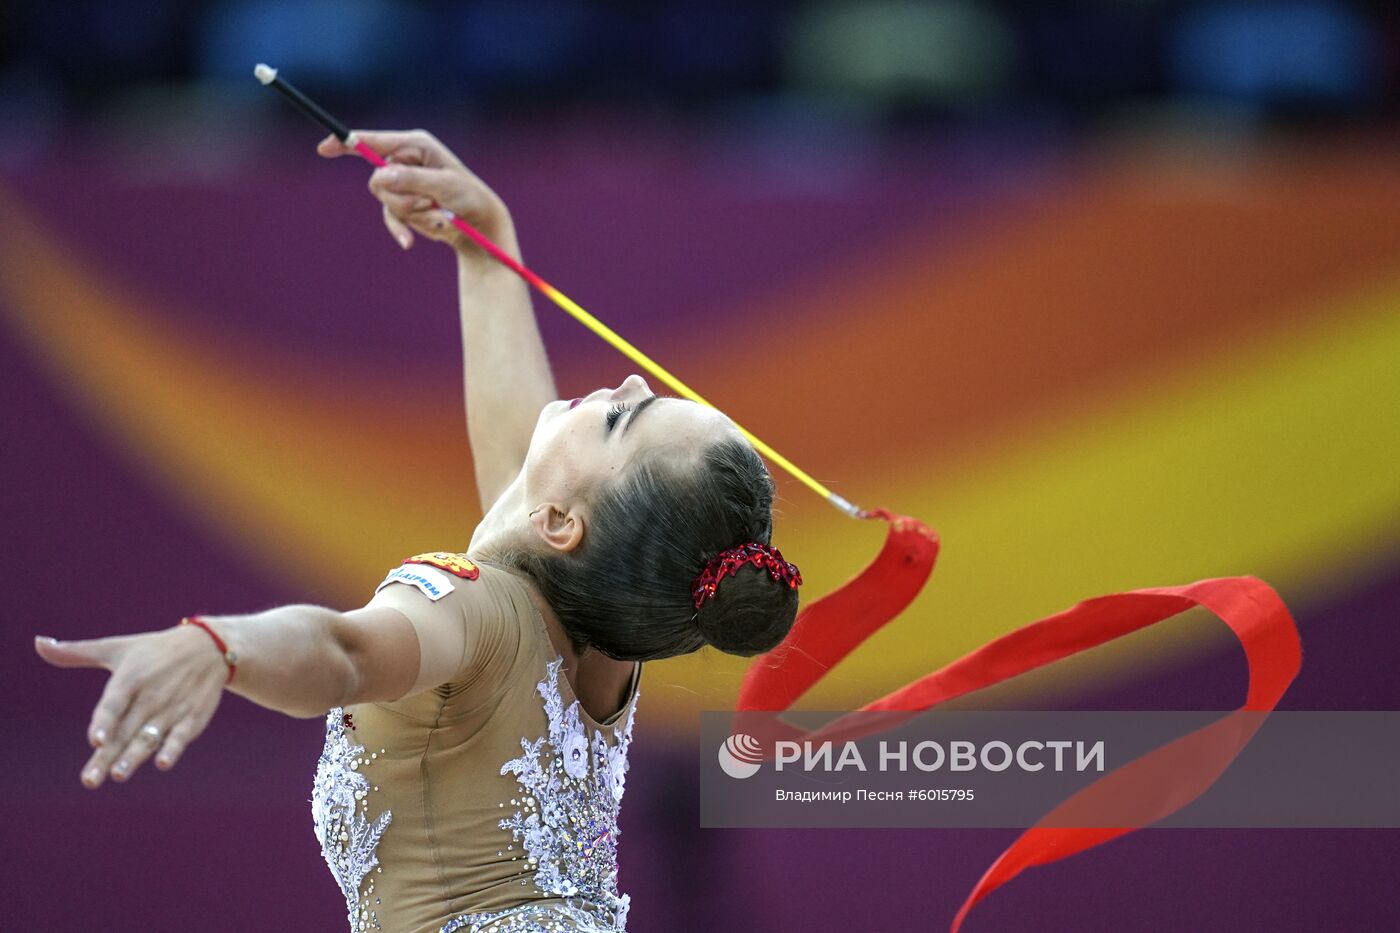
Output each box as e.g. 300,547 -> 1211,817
34,627 -> 228,789
317,128 -> 515,256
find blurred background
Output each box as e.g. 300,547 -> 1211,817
5,1 -> 1399,930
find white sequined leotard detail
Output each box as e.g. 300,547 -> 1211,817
311,710 -> 392,932
443,657 -> 638,932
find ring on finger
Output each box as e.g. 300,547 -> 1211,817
138,723 -> 164,743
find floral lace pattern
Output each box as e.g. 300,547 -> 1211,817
451,657 -> 638,933
312,709 -> 391,933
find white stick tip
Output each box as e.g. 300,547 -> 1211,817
253,63 -> 278,85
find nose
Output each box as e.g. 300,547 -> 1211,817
609,373 -> 651,401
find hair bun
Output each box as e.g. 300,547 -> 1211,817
692,544 -> 801,656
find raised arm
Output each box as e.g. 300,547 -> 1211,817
319,129 -> 557,514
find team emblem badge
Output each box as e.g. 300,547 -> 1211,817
403,551 -> 480,580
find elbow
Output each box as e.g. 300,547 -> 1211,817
223,605 -> 361,720
323,604 -> 420,707
297,608 -> 361,714
327,619 -> 365,711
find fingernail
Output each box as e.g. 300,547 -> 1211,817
113,760 -> 129,776
398,232 -> 411,249
37,636 -> 58,645
83,767 -> 101,786
383,166 -> 401,185
156,755 -> 171,769
93,728 -> 107,745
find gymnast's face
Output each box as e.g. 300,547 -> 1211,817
521,374 -> 738,550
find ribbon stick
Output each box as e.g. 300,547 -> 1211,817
254,63 -> 869,520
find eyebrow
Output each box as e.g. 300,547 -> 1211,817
621,394 -> 662,436
623,393 -> 699,435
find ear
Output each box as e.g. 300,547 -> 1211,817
529,502 -> 587,554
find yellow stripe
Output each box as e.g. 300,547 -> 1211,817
541,282 -> 841,505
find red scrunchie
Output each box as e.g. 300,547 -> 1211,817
692,542 -> 802,610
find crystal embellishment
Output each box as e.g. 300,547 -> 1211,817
312,707 -> 392,932
486,657 -> 639,931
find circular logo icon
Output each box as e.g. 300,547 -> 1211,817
718,733 -> 764,779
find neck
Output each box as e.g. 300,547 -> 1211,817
468,469 -> 536,561
468,482 -> 595,662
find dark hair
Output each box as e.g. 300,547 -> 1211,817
495,436 -> 800,661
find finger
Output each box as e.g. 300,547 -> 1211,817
80,676 -> 153,787
81,719 -> 128,789
316,134 -> 351,158
319,133 -> 429,164
406,208 -> 460,242
372,164 -> 479,212
369,181 -> 435,218
155,698 -> 218,771
81,743 -> 113,789
390,205 -> 456,248
81,724 -> 127,787
383,147 -> 428,167
86,669 -> 137,752
369,177 -> 437,249
345,129 -> 451,167
383,204 -> 413,250
34,635 -> 120,670
95,681 -> 177,783
108,705 -> 182,783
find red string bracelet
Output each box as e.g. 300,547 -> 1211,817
180,616 -> 237,684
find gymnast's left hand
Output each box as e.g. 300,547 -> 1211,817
33,627 -> 228,789
316,128 -> 515,257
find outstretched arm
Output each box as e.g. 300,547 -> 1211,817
32,602 -> 432,789
319,129 -> 557,514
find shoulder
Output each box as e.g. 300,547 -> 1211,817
365,550 -> 537,647
360,551 -> 526,696
370,552 -> 484,606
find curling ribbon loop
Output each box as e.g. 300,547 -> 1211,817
738,508 -> 940,712
735,515 -> 1301,932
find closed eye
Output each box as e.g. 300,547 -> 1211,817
607,394 -> 665,434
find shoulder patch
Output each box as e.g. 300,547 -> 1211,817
403,551 -> 480,580
376,564 -> 455,601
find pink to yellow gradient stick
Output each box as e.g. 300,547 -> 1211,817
254,63 -> 868,520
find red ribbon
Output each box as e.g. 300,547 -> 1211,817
736,511 -> 1302,931
737,508 -> 940,712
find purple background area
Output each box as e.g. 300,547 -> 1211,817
6,135 -> 1399,931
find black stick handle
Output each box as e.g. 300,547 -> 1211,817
254,64 -> 351,141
